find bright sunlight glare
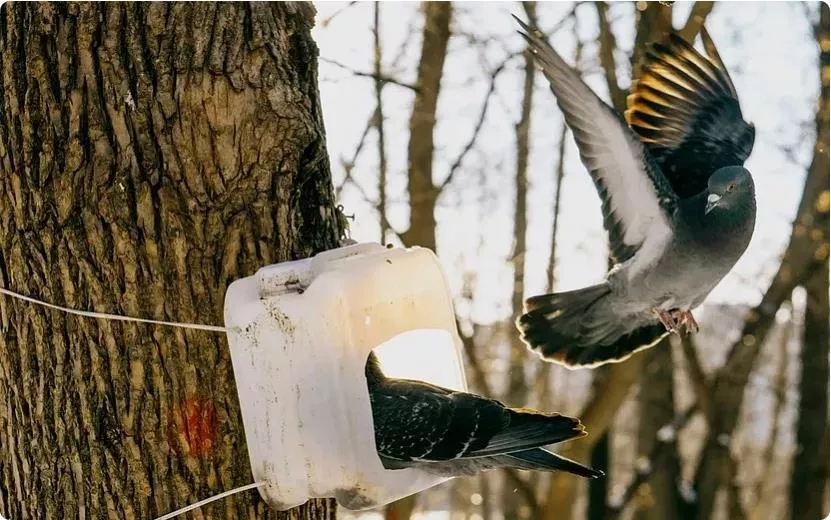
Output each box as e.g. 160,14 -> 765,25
372,330 -> 467,391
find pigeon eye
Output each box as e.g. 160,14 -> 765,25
726,183 -> 736,193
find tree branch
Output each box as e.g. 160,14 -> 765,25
438,59 -> 510,192
595,2 -> 627,112
678,334 -> 714,424
679,1 -> 716,42
373,3 -> 389,243
320,56 -> 418,92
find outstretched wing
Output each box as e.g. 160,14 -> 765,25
626,28 -> 755,198
514,16 -> 677,265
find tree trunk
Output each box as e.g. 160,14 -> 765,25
790,253 -> 830,520
501,4 -> 538,518
790,9 -> 830,518
586,432 -> 609,520
632,346 -> 681,520
385,4 -> 452,519
691,5 -> 829,518
0,2 -> 341,519
401,1 -> 451,252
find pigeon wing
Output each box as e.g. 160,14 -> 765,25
370,383 -> 458,463
625,28 -> 755,198
372,381 -> 586,464
515,16 -> 677,265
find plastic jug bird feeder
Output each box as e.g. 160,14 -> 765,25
223,242 -> 468,511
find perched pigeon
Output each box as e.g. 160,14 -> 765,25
365,352 -> 602,478
514,17 -> 756,368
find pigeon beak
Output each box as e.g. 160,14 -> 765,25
705,193 -> 722,215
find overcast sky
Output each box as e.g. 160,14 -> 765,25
313,1 -> 819,325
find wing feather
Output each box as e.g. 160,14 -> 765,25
626,29 -> 755,198
514,16 -> 676,265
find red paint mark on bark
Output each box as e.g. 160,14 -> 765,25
175,397 -> 218,457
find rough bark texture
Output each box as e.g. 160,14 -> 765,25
0,2 -> 341,518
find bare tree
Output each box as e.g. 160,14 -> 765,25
400,2 -> 453,251
632,347 -> 682,520
373,3 -> 389,243
691,5 -> 830,517
0,2 -> 341,519
385,4 -> 452,519
789,12 -> 830,518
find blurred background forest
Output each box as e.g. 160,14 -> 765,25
312,2 -> 829,520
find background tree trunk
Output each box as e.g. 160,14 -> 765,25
0,2 -> 341,518
789,8 -> 830,520
691,5 -> 829,517
632,347 -> 681,520
385,3 -> 452,519
400,1 -> 452,252
790,266 -> 830,520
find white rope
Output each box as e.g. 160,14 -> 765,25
0,286 -> 226,332
154,481 -> 268,520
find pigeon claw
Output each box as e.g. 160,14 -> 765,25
652,308 -> 679,332
675,309 -> 699,334
651,308 -> 699,335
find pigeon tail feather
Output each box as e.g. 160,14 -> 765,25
466,410 -> 586,458
517,284 -> 669,368
497,448 -> 604,479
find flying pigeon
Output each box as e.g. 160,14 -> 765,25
513,17 -> 756,368
365,352 -> 602,478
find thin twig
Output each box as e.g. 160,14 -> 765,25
320,57 -> 418,92
318,1 -> 359,27
373,3 -> 388,243
438,59 -> 511,191
335,113 -> 375,197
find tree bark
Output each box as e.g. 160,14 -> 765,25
0,2 -> 341,519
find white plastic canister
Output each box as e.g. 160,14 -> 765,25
224,243 -> 468,510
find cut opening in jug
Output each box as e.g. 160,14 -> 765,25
369,329 -> 466,391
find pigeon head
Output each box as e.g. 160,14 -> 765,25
705,166 -> 754,216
